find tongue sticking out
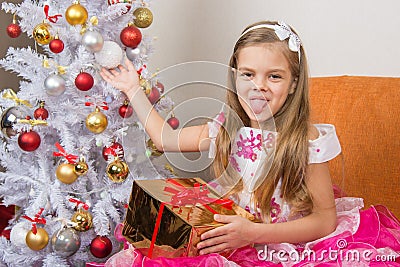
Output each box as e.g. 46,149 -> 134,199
249,99 -> 267,114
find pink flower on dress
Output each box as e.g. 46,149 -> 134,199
245,204 -> 262,221
236,130 -> 262,162
270,197 -> 282,223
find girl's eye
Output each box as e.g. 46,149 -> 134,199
241,72 -> 254,79
269,74 -> 282,80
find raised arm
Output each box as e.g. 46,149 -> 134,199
100,59 -> 211,152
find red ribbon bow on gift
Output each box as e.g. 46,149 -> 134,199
148,179 -> 234,258
53,142 -> 79,164
22,208 -> 46,234
164,179 -> 233,215
44,5 -> 62,23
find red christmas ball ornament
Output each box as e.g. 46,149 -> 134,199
118,100 -> 133,118
147,86 -> 160,105
34,101 -> 49,120
90,236 -> 112,258
18,130 -> 41,152
120,25 -> 142,48
75,72 -> 94,91
49,38 -> 64,53
102,142 -> 124,161
6,23 -> 21,38
167,115 -> 180,130
154,81 -> 164,93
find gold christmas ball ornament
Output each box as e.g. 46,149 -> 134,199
106,158 -> 129,183
56,163 -> 79,184
85,107 -> 108,134
133,7 -> 153,28
146,138 -> 163,157
65,2 -> 88,25
71,209 -> 93,232
26,228 -> 49,251
33,23 -> 53,45
74,157 -> 88,176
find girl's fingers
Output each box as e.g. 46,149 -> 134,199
99,70 -> 112,81
213,214 -> 236,223
197,233 -> 226,249
201,224 -> 228,240
124,57 -> 135,72
109,68 -> 120,76
199,242 -> 229,255
118,64 -> 127,72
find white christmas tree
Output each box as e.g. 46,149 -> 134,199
0,0 -> 174,266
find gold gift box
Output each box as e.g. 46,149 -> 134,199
122,178 -> 254,258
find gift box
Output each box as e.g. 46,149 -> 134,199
122,178 -> 254,258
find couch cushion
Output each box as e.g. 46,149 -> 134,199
310,76 -> 400,218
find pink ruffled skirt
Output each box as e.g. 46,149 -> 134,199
105,198 -> 400,267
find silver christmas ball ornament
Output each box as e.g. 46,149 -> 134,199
125,47 -> 140,61
44,74 -> 66,96
1,105 -> 31,138
94,41 -> 123,69
51,227 -> 81,257
82,30 -> 104,52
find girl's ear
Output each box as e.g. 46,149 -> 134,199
289,78 -> 298,94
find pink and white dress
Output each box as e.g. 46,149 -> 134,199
106,112 -> 400,267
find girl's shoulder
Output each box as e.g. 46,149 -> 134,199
208,111 -> 225,139
308,124 -> 342,164
207,111 -> 225,158
308,124 -> 320,141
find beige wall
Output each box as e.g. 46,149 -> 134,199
146,0 -> 400,77
0,0 -> 34,91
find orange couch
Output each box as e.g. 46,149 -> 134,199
310,76 -> 400,218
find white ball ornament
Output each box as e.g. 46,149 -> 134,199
10,221 -> 31,248
94,41 -> 123,69
44,74 -> 66,96
82,30 -> 104,52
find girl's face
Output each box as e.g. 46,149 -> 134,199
235,44 -> 296,128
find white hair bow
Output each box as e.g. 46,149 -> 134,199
273,22 -> 301,53
238,21 -> 302,62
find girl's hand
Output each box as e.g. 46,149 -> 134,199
99,58 -> 141,98
197,214 -> 255,255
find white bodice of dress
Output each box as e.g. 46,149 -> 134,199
208,112 -> 342,222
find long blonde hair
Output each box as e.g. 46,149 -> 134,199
212,21 -> 312,221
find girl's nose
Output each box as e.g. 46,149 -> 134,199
253,76 -> 267,91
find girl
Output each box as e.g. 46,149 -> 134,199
101,21 -> 400,266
